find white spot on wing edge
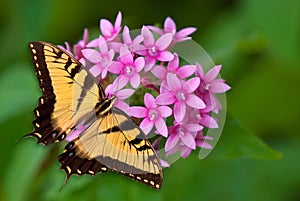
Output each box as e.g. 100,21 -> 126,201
66,166 -> 71,174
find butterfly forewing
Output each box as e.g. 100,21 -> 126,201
26,42 -> 101,145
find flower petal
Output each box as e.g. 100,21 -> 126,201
155,118 -> 168,137
144,57 -> 156,71
167,53 -> 179,70
177,65 -> 196,78
120,46 -> 133,64
122,26 -> 132,44
195,63 -> 204,78
210,80 -> 231,93
114,11 -> 122,29
180,146 -> 193,158
117,76 -> 129,88
151,65 -> 166,80
139,118 -> 154,135
157,51 -> 174,62
130,74 -> 140,88
165,133 -> 180,152
186,94 -> 206,109
82,49 -> 101,63
100,19 -> 113,38
164,17 -> 176,32
156,33 -> 173,50
199,114 -> 218,128
174,102 -> 186,122
158,106 -> 172,118
87,38 -> 99,47
98,36 -> 108,54
156,92 -> 176,105
205,65 -> 222,83
134,57 -> 145,72
144,93 -> 156,108
147,25 -> 163,35
89,65 -> 101,77
184,77 -> 200,93
181,132 -> 196,149
116,89 -> 134,99
129,106 -> 147,118
109,61 -> 123,74
196,139 -> 212,149
176,27 -> 197,40
167,73 -> 181,91
142,26 -> 154,46
185,124 -> 203,132
160,159 -> 170,168
115,101 -> 130,113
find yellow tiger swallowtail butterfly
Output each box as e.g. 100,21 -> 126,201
25,41 -> 163,189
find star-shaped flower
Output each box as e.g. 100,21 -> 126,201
137,26 -> 174,71
109,46 -> 145,88
148,17 -> 197,43
129,93 -> 172,137
156,73 -> 205,122
82,36 -> 115,79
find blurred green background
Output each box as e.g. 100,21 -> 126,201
0,0 -> 299,200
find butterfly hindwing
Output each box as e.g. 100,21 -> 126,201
58,108 -> 163,189
26,42 -> 101,145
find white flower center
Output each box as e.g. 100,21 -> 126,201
148,46 -> 158,57
176,91 -> 186,102
197,113 -> 201,120
204,83 -> 211,90
125,65 -> 134,76
101,55 -> 110,66
148,109 -> 159,121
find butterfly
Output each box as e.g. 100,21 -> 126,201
25,41 -> 163,189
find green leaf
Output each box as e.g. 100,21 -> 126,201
3,141 -> 47,201
207,114 -> 281,160
0,63 -> 40,124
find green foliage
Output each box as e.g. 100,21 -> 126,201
0,0 -> 299,200
207,114 -> 281,160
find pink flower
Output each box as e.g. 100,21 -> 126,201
196,64 -> 231,94
195,131 -> 213,149
165,123 -> 203,152
73,28 -> 89,61
110,46 -> 145,88
195,64 -> 231,113
105,79 -> 134,113
110,26 -> 144,53
82,36 -> 115,79
129,93 -> 172,137
156,73 -> 206,122
184,106 -> 218,128
165,128 -> 212,158
148,17 -> 197,43
138,26 -> 174,71
100,11 -> 122,41
151,53 -> 196,81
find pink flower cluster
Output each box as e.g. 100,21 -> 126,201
63,12 -> 230,163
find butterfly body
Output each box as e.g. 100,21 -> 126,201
25,41 -> 163,189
